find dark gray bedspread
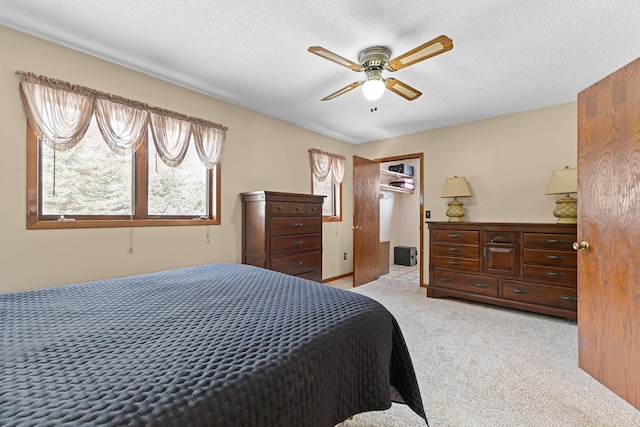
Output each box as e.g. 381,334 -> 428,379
1,263 -> 426,426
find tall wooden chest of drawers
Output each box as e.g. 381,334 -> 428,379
241,191 -> 324,282
428,222 -> 577,320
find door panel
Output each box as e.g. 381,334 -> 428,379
353,156 -> 380,286
577,57 -> 640,409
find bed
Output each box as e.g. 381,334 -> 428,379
1,263 -> 426,426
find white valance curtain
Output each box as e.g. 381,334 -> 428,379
18,71 -> 227,168
309,149 -> 346,184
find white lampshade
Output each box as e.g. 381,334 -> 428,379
440,176 -> 472,198
362,70 -> 385,101
545,166 -> 577,195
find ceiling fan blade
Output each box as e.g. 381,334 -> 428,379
308,46 -> 362,71
321,81 -> 363,101
385,78 -> 422,101
387,35 -> 453,71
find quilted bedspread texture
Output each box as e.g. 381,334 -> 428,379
1,263 -> 426,426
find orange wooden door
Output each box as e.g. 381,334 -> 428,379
353,156 -> 380,286
577,57 -> 640,409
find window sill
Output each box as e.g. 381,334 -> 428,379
322,216 -> 342,223
27,217 -> 220,229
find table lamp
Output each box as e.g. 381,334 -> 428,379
545,166 -> 577,224
440,176 -> 472,221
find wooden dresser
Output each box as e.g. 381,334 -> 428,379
427,222 -> 578,320
240,191 -> 324,282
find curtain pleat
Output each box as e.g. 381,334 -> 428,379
309,150 -> 332,182
94,98 -> 149,155
19,80 -> 94,151
193,123 -> 225,169
149,113 -> 192,167
331,156 -> 346,184
309,149 -> 345,184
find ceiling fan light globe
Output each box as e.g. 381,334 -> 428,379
362,78 -> 385,101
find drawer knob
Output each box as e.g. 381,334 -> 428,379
293,261 -> 303,266
293,240 -> 303,245
292,222 -> 303,227
449,234 -> 462,238
448,261 -> 461,266
448,247 -> 461,252
511,288 -> 528,294
560,295 -> 578,302
440,278 -> 452,283
546,255 -> 566,260
295,206 -> 302,211
573,241 -> 590,251
474,283 -> 490,288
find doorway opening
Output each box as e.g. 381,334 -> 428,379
376,153 -> 424,287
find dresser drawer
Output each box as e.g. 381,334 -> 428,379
432,230 -> 479,245
524,249 -> 576,267
432,271 -> 498,297
433,243 -> 479,258
305,203 -> 322,215
271,216 -> 322,236
484,231 -> 518,245
502,280 -> 577,310
271,234 -> 321,254
523,264 -> 576,285
272,202 -> 322,216
270,202 -> 290,215
433,256 -> 479,272
524,233 -> 576,250
288,202 -> 307,215
271,252 -> 321,275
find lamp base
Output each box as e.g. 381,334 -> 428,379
445,198 -> 465,222
553,194 -> 577,224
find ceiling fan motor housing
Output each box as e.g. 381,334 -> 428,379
358,46 -> 391,72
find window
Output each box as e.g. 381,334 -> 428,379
28,121 -> 219,228
20,72 -> 225,229
309,149 -> 345,222
312,169 -> 342,220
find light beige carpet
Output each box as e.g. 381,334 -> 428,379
333,266 -> 640,427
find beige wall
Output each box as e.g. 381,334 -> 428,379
0,25 -> 355,292
357,102 -> 577,281
0,25 -> 577,293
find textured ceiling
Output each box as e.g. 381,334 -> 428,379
2,0 -> 640,144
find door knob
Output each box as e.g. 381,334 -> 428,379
572,241 -> 590,251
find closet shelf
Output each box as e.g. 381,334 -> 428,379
380,183 -> 413,194
380,168 -> 414,194
380,169 -> 413,178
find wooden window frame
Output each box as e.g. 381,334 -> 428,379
26,123 -> 221,229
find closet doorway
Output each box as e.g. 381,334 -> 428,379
376,153 -> 424,287
352,153 -> 424,287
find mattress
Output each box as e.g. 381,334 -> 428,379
1,263 -> 426,426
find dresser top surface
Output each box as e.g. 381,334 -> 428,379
240,191 -> 326,203
427,221 -> 576,233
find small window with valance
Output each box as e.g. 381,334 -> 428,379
309,149 -> 345,221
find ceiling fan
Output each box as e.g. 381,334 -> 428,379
308,35 -> 453,102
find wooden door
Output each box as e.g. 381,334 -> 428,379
353,156 -> 380,286
577,57 -> 640,409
